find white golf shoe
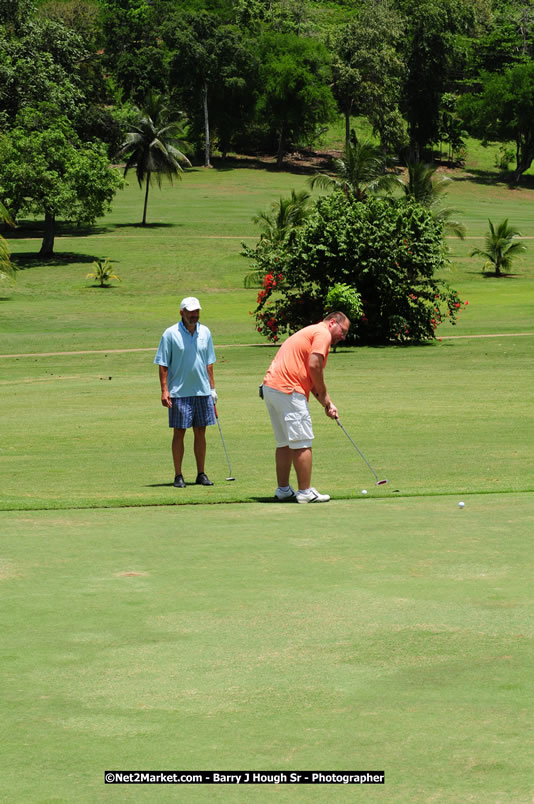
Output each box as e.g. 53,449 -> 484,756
274,485 -> 296,501
295,487 -> 330,504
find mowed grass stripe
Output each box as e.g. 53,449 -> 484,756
3,331 -> 534,359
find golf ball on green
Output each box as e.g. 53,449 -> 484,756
458,501 -> 465,508
361,489 -> 367,494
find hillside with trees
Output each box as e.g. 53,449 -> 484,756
1,0 -> 533,173
1,0 -> 532,340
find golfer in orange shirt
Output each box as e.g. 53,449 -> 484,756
261,311 -> 350,503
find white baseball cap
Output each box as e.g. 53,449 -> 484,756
180,296 -> 202,311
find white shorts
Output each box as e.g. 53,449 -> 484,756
263,385 -> 314,449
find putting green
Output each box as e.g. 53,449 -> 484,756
3,494 -> 533,802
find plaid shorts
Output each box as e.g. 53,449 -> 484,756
169,395 -> 216,429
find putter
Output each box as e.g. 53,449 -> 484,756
335,418 -> 388,486
214,405 -> 235,481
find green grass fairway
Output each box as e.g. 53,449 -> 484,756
3,494 -> 533,803
1,335 -> 533,510
2,147 -> 534,801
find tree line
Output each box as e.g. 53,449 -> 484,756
2,0 -> 534,256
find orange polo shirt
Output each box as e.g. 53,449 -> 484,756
263,322 -> 332,399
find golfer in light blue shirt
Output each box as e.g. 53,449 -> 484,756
155,297 -> 217,488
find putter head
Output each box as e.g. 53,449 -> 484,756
226,476 -> 236,482
375,479 -> 388,486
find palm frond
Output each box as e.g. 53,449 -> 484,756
309,140 -> 393,202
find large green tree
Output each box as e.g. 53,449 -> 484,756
256,31 -> 336,167
0,14 -> 86,124
329,1 -> 405,150
99,0 -> 167,103
458,61 -> 534,182
0,106 -> 122,256
399,0 -> 480,158
165,12 -> 255,167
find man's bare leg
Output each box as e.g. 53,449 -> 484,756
172,429 -> 186,475
275,446 -> 293,487
193,426 -> 207,474
292,447 -> 313,490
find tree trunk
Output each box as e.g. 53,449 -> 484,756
40,210 -> 55,257
203,82 -> 212,168
276,125 -> 285,169
344,101 -> 353,150
142,175 -> 150,225
511,135 -> 534,185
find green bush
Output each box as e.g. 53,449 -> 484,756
248,192 -> 466,345
325,283 -> 363,321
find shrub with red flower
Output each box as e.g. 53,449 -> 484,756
243,192 -> 467,345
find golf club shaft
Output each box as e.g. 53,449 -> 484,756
214,406 -> 234,478
336,419 -> 380,483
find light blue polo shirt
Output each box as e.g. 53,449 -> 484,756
154,321 -> 216,397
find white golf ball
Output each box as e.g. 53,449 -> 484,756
458,501 -> 465,508
361,489 -> 367,495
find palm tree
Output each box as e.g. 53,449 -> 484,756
244,190 -> 311,288
117,92 -> 191,225
253,190 -> 311,246
86,258 -> 121,287
309,138 -> 397,202
471,219 -> 526,276
396,162 -> 465,239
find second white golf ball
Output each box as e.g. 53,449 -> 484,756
362,489 -> 368,495
458,501 -> 465,508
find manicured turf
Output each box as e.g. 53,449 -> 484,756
1,334 -> 533,510
3,495 -> 533,802
1,142 -> 534,801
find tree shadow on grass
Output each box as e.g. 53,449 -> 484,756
211,153 -> 332,176
11,252 -> 102,270
454,167 -> 534,190
112,221 -> 183,230
3,220 -> 111,239
481,271 -> 520,278
453,168 -> 505,186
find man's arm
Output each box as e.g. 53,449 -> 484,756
309,352 -> 338,419
207,363 -> 215,389
159,365 -> 172,408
